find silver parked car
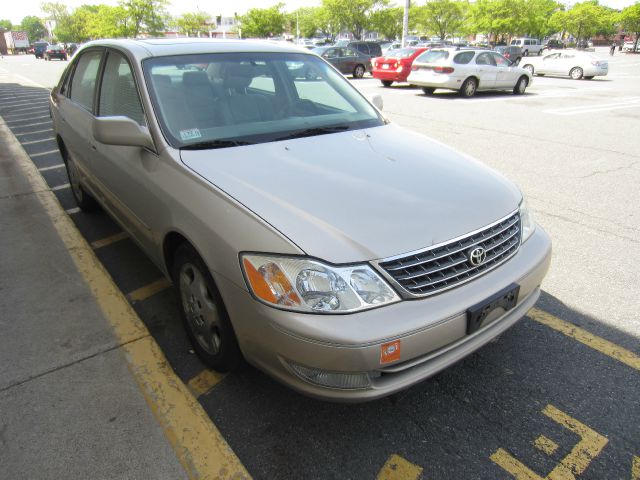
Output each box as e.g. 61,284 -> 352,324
520,51 -> 608,80
50,39 -> 551,401
407,48 -> 532,97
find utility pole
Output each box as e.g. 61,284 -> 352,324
402,0 -> 410,47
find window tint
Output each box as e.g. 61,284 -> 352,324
99,50 -> 145,125
476,53 -> 495,66
415,50 -> 449,63
454,52 -> 475,64
70,50 -> 103,111
491,53 -> 510,66
524,40 -> 531,46
344,48 -> 357,57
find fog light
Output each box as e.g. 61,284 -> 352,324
288,362 -> 375,390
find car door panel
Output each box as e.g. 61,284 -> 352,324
475,53 -> 496,88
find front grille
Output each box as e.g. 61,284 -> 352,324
378,211 -> 521,297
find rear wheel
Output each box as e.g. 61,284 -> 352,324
570,67 -> 583,80
353,64 -> 365,79
523,50 -> 529,56
513,76 -> 528,94
459,78 -> 477,98
381,80 -> 393,87
63,149 -> 99,212
421,87 -> 435,95
172,243 -> 242,372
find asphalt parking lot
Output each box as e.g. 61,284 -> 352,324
1,50 -> 638,479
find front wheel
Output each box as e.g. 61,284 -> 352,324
173,243 -> 242,372
513,76 -> 528,94
63,150 -> 99,212
381,80 -> 393,87
570,67 -> 583,80
460,78 -> 477,98
522,64 -> 534,75
421,87 -> 435,95
353,64 -> 365,79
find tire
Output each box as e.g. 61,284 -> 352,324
523,50 -> 529,56
513,76 -> 528,94
522,64 -> 534,74
570,67 -> 583,80
421,87 -> 435,95
459,77 -> 477,98
381,80 -> 393,87
172,243 -> 242,372
353,64 -> 366,79
62,148 -> 100,212
584,76 -> 594,80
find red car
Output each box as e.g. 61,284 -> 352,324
372,47 -> 428,86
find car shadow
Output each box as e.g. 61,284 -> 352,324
204,289 -> 639,478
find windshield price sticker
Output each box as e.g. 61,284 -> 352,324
180,128 -> 202,141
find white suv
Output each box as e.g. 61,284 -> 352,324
510,38 -> 543,56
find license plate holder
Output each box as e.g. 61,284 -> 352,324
466,283 -> 520,334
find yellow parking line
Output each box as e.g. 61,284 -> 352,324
2,118 -> 250,480
377,454 -> 423,480
187,369 -> 227,397
533,435 -> 559,456
529,308 -> 640,371
126,278 -> 171,303
90,231 -> 128,249
632,456 -> 639,480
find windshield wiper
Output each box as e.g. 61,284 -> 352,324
274,124 -> 351,142
180,139 -> 253,150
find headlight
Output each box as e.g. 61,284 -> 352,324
241,254 -> 400,313
519,196 -> 536,243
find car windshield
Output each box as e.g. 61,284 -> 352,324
386,48 -> 419,59
143,52 -> 383,149
415,50 -> 450,63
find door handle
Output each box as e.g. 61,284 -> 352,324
91,144 -> 97,151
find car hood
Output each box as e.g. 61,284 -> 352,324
180,124 -> 521,264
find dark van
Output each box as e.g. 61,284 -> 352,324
348,41 -> 383,58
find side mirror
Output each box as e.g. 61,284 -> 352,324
92,116 -> 155,150
370,94 -> 383,111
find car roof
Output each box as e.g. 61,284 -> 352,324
76,38 -> 311,60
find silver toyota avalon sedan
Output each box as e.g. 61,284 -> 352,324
50,39 -> 551,401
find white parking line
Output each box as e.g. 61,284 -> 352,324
6,115 -> 50,123
39,164 -> 65,172
22,137 -> 56,145
5,110 -> 50,119
30,149 -> 59,157
15,128 -> 53,136
11,121 -> 52,129
51,183 -> 70,191
544,97 -> 640,115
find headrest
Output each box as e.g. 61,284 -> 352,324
223,63 -> 255,91
183,70 -> 210,88
152,74 -> 171,88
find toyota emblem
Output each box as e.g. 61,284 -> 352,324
468,246 -> 487,266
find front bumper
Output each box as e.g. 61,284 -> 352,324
218,226 -> 551,401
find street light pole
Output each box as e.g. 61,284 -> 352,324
402,0 -> 410,47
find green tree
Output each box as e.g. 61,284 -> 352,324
519,0 -> 562,38
176,11 -> 212,37
369,6 -> 403,40
85,5 -> 131,39
288,7 -> 323,39
549,1 -> 615,42
239,3 -> 286,38
0,19 -> 13,30
119,0 -> 169,37
619,3 -> 640,51
20,16 -> 48,42
412,0 -> 467,40
322,0 -> 386,40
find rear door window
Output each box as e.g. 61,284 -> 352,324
99,50 -> 146,125
453,52 -> 475,64
70,50 -> 103,112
